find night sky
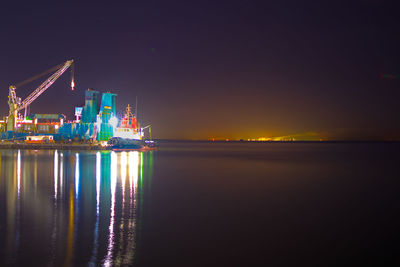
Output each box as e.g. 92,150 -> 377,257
1,0 -> 399,140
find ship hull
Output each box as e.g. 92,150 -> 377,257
108,137 -> 145,150
111,143 -> 144,150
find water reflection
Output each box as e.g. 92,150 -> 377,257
60,152 -> 64,198
0,149 -> 153,266
54,150 -> 58,199
90,152 -> 102,266
75,153 -> 80,199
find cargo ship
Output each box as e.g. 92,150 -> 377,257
107,104 -> 157,151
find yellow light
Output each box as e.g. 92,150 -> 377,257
257,137 -> 271,141
100,141 -> 108,147
71,79 -> 75,90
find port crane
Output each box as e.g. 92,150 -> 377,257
7,60 -> 74,131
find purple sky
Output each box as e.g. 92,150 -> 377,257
1,0 -> 399,140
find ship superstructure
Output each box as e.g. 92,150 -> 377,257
114,104 -> 143,140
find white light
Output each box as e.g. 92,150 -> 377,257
60,153 -> 64,197
109,116 -> 118,129
114,128 -> 142,139
96,114 -> 102,131
129,152 -> 139,195
121,152 -> 127,197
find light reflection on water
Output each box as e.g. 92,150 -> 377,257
54,150 -> 58,199
0,149 -> 153,266
75,153 -> 80,199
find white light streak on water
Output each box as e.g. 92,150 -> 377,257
129,152 -> 139,196
89,152 -> 102,267
104,151 -> 117,266
128,152 -> 134,200
121,152 -> 127,200
124,151 -> 140,264
60,153 -> 63,198
54,150 -> 58,199
75,153 -> 80,199
17,150 -> 21,198
96,152 -> 101,214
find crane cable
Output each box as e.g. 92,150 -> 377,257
14,62 -> 64,88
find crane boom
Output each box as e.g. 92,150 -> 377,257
6,59 -> 74,131
18,60 -> 74,112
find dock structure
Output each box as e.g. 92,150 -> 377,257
0,141 -> 110,151
1,60 -> 152,150
1,88 -> 118,143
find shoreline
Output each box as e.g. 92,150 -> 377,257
0,142 -> 158,151
0,142 -> 110,150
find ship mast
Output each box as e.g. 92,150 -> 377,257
135,96 -> 139,132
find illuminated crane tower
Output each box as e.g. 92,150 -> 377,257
7,60 -> 74,131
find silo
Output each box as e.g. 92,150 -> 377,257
97,92 -> 117,141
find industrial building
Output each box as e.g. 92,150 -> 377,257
0,59 -> 143,144
58,89 -> 117,141
1,89 -> 120,142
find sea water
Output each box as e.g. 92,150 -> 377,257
0,142 -> 399,266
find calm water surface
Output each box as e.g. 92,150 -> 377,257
0,142 -> 399,266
